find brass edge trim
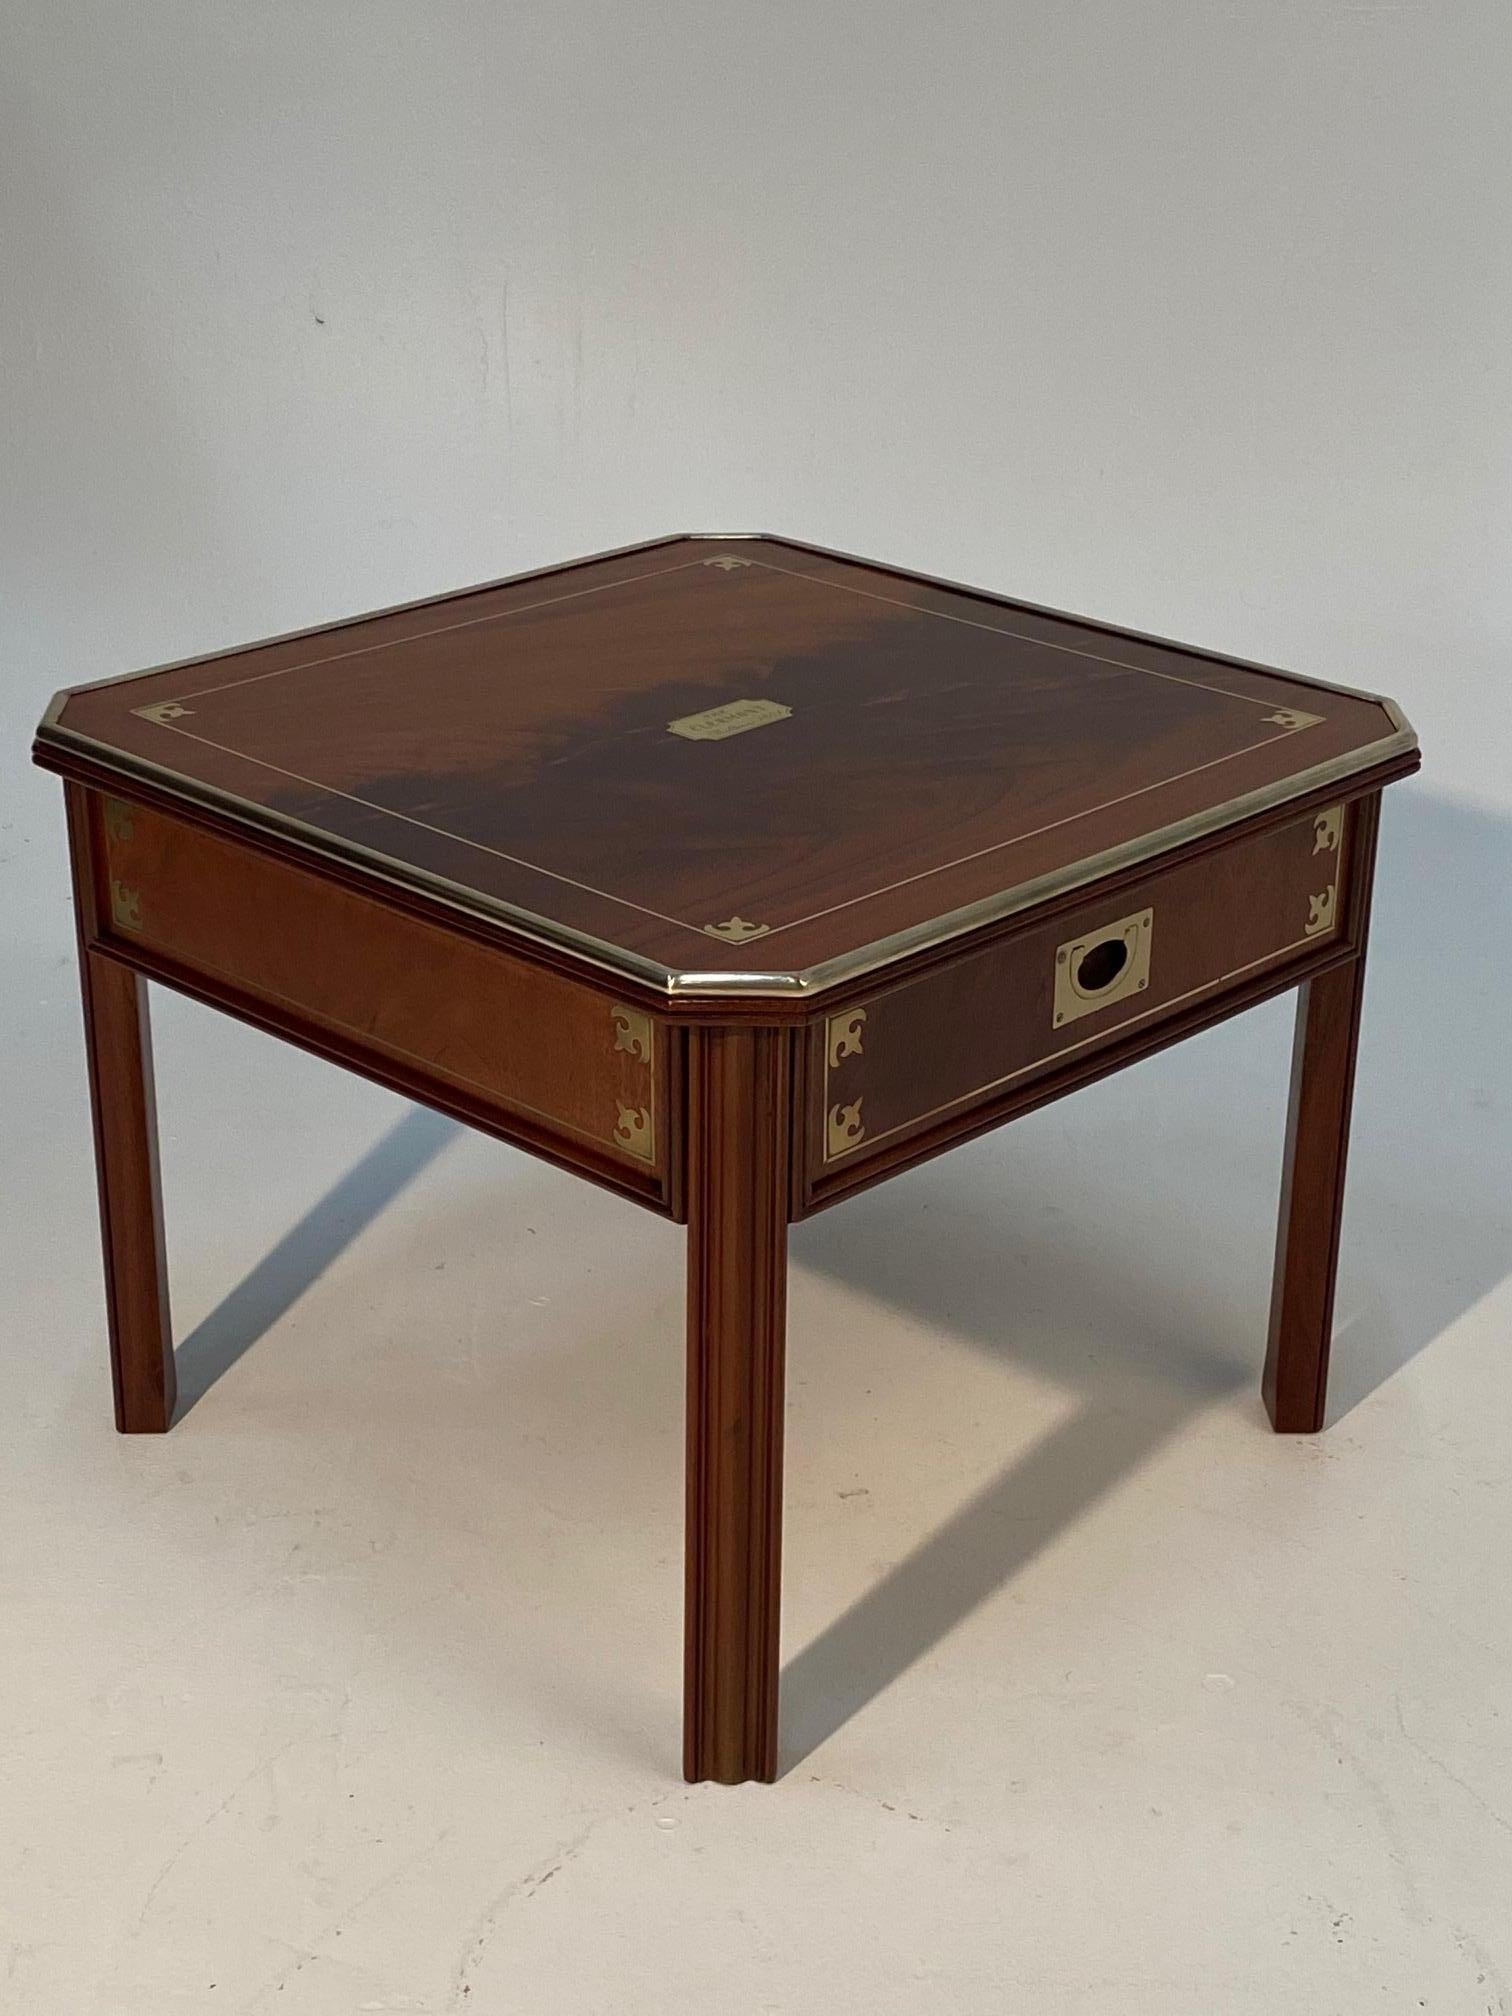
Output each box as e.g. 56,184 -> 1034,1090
737,532 -> 1422,725
32,535 -> 702,705
34,724 -> 682,995
36,598 -> 1417,1005
37,531 -> 1416,751
38,718 -> 1413,1002
779,725 -> 1418,999
661,969 -> 809,994
821,927 -> 1340,1165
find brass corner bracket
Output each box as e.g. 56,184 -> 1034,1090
109,880 -> 142,931
704,916 -> 771,944
614,1103 -> 654,1160
611,1005 -> 653,1062
827,1010 -> 866,1069
826,1098 -> 865,1159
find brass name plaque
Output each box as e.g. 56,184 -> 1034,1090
668,698 -> 791,742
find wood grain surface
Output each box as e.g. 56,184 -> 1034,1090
37,535 -> 1414,990
96,795 -> 672,1208
1264,793 -> 1383,1431
807,798 -> 1354,1202
683,1025 -> 792,1782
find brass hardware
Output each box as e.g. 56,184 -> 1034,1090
130,701 -> 195,725
613,1103 -> 654,1159
827,1099 -> 866,1158
1052,908 -> 1153,1028
833,930 -> 1336,1162
40,705 -> 1411,998
1263,708 -> 1324,731
35,528 -> 1417,1002
104,797 -> 135,843
611,1005 -> 652,1062
704,916 -> 771,943
110,879 -> 142,930
669,698 -> 792,742
1305,885 -> 1337,936
1313,805 -> 1342,854
827,1010 -> 866,1068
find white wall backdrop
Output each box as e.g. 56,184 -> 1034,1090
5,13 -> 1512,2006
6,0 -> 1511,844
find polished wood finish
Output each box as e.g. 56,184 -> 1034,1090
34,537 -> 1418,1784
684,1026 -> 792,1784
1264,794 -> 1382,1432
100,797 -> 668,1204
65,784 -> 175,1432
37,535 -> 1412,990
808,799 -> 1354,1206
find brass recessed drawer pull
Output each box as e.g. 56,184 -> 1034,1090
1052,908 -> 1153,1028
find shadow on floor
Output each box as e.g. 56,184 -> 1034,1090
778,781 -> 1512,1763
172,1105 -> 458,1417
159,784 -> 1512,1764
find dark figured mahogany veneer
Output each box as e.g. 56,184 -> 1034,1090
34,533 -> 1418,1785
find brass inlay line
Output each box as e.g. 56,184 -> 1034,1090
822,927 -> 1339,1165
129,712 -> 1308,953
97,548 -> 1372,961
136,721 -> 702,939
165,557 -> 712,705
765,728 -> 1302,944
749,555 -> 1333,715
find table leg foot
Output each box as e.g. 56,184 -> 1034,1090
683,1026 -> 792,1784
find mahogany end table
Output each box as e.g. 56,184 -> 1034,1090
34,535 -> 1418,1783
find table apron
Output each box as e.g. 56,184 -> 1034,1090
799,797 -> 1371,1214
82,789 -> 677,1216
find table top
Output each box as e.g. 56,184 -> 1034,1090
36,534 -> 1417,998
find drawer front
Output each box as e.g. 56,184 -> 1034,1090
97,796 -> 667,1187
810,801 -> 1352,1195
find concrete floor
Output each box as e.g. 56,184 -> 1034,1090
3,780 -> 1510,2014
